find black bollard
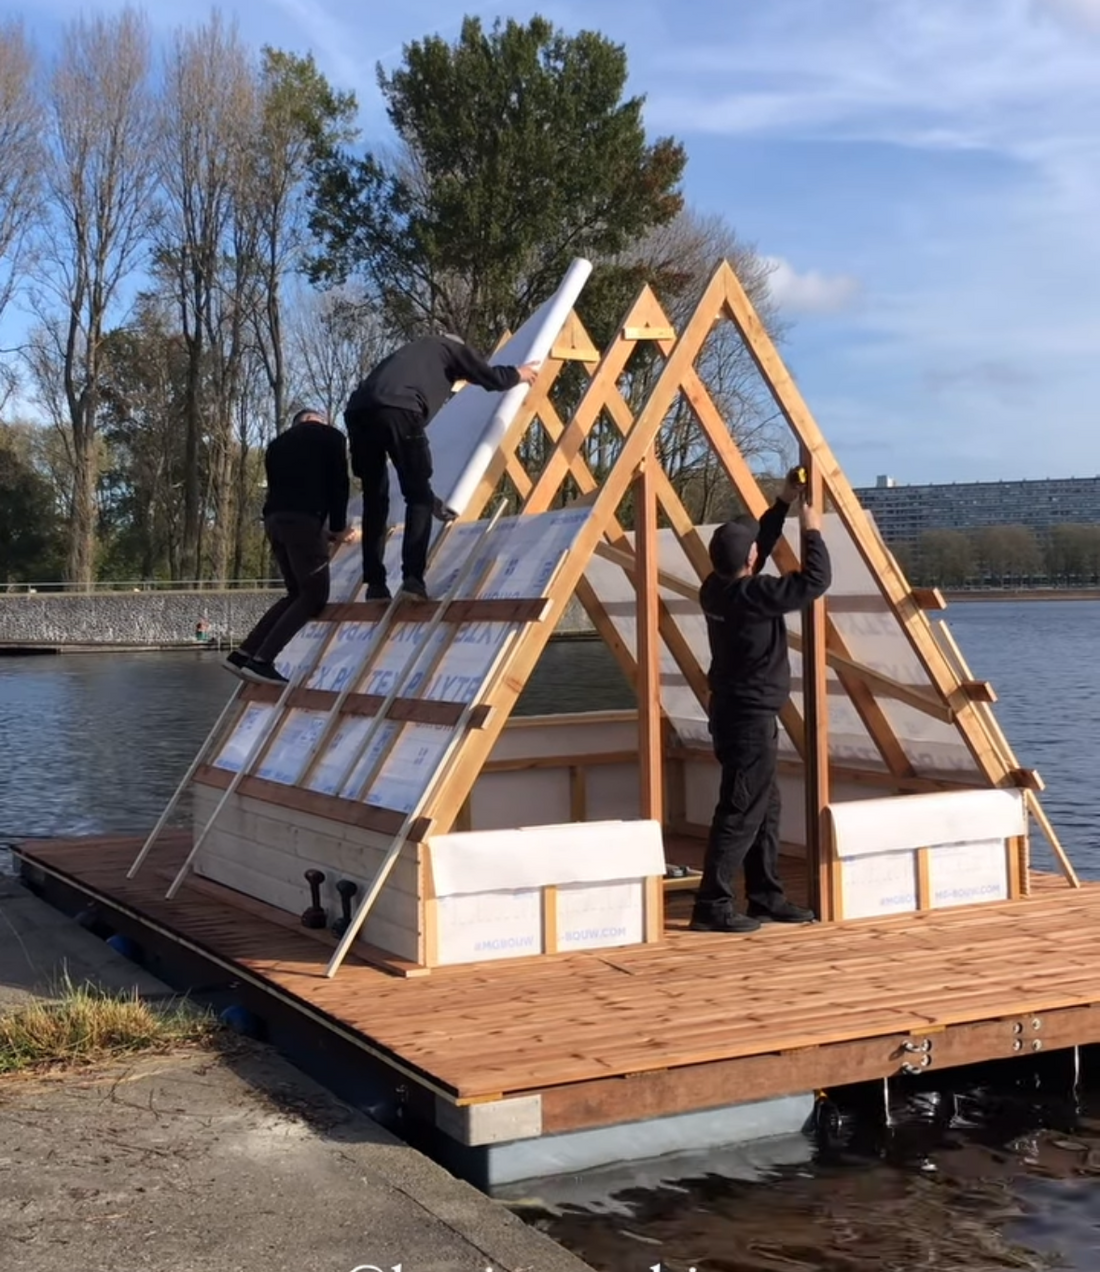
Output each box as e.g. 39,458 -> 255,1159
332,879 -> 358,937
301,869 -> 327,928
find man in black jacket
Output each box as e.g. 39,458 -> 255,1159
224,408 -> 352,686
344,335 -> 539,601
690,472 -> 832,933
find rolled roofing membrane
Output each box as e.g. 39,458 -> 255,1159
421,257 -> 593,519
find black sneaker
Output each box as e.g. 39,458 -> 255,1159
399,577 -> 429,601
689,911 -> 762,934
365,583 -> 392,601
241,659 -> 289,686
748,899 -> 816,924
222,649 -> 250,677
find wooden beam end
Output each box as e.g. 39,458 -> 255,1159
912,587 -> 947,611
961,679 -> 997,704
1011,768 -> 1045,793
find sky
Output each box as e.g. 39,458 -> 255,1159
9,0 -> 1100,487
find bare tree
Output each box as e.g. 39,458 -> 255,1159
33,8 -> 156,585
157,12 -> 257,581
249,48 -> 356,440
0,20 -> 43,404
287,283 -> 391,427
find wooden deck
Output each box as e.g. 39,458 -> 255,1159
14,833 -> 1100,1137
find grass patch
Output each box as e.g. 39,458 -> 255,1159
0,974 -> 214,1075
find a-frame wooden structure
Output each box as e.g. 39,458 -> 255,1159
131,258 -> 1077,978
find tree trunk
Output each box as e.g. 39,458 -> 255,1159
209,423 -> 234,584
232,437 -> 250,582
180,342 -> 203,581
66,426 -> 98,588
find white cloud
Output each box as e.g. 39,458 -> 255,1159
1038,0 -> 1100,33
764,257 -> 860,315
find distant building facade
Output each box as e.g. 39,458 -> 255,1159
852,474 -> 1100,542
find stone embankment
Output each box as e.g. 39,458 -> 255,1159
0,589 -> 595,649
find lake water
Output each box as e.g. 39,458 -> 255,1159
1,600 -> 1099,1267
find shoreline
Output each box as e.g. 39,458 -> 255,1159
943,588 -> 1100,603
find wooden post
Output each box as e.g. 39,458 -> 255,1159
635,450 -> 663,826
802,458 -> 832,920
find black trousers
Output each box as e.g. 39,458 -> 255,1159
693,713 -> 787,918
241,512 -> 330,662
345,404 -> 434,588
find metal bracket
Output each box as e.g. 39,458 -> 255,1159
1011,1017 -> 1043,1053
900,1037 -> 933,1074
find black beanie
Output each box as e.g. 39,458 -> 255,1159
709,516 -> 758,575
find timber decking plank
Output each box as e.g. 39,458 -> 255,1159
13,834 -> 1100,1103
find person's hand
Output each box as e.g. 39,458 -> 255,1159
780,466 -> 807,505
328,526 -> 356,553
516,362 -> 540,385
799,502 -> 822,534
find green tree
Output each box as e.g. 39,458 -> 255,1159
0,423 -> 62,583
973,525 -> 1042,583
97,298 -> 192,579
916,529 -> 973,587
307,14 -> 686,349
1046,524 -> 1100,583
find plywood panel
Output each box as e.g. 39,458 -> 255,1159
585,763 -> 642,822
193,787 -> 421,883
467,769 -> 571,831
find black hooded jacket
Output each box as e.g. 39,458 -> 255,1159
699,500 -> 832,719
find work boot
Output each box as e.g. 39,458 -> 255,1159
747,899 -> 816,924
689,909 -> 761,934
364,583 -> 391,601
399,577 -> 429,601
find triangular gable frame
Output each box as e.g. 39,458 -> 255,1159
453,261 -> 1076,900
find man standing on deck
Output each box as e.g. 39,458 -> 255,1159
343,335 -> 540,602
690,470 -> 832,934
223,408 -> 353,686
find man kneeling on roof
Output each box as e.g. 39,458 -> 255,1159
690,468 -> 832,934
